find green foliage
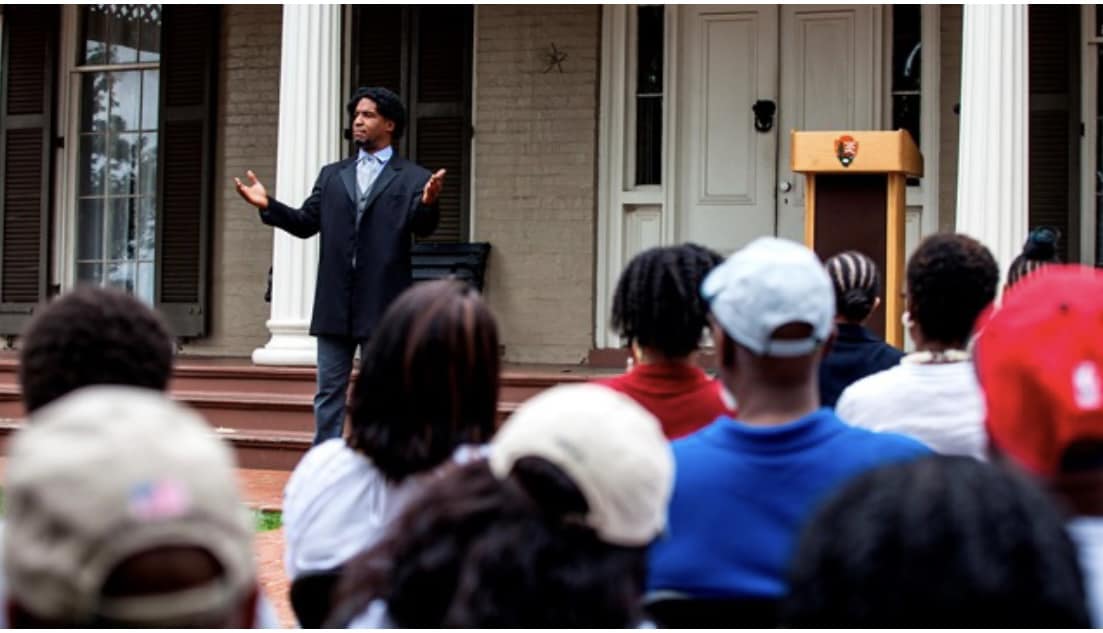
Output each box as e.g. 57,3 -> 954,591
254,509 -> 283,532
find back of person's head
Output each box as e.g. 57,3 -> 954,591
1007,226 -> 1061,288
348,279 -> 499,483
905,233 -> 998,347
18,285 -> 174,413
610,243 -> 723,358
825,250 -> 880,324
346,85 -> 407,140
975,264 -> 1103,479
4,386 -> 257,627
332,384 -> 674,628
783,456 -> 1088,627
702,237 -> 835,389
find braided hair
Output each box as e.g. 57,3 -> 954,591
609,243 -> 724,358
1006,227 -> 1060,288
825,250 -> 880,323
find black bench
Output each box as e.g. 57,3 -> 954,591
411,241 -> 492,292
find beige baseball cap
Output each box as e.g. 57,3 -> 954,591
489,383 -> 674,547
4,385 -> 255,626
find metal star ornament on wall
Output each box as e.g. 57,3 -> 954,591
543,42 -> 568,73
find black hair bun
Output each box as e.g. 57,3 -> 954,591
1022,227 -> 1059,261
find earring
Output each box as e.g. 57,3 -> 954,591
901,311 -> 915,328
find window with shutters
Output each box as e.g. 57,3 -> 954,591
350,5 -> 473,243
74,5 -> 161,303
54,5 -> 216,337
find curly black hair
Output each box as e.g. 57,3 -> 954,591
329,457 -> 649,628
825,250 -> 880,323
905,233 -> 998,346
783,456 -> 1089,627
18,285 -> 174,414
1006,226 -> 1060,288
346,279 -> 499,484
610,243 -> 724,358
346,86 -> 407,141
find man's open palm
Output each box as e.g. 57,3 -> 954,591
421,169 -> 446,206
234,170 -> 268,209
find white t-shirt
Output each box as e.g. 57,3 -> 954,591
835,360 -> 987,461
283,439 -> 491,580
282,439 -> 424,580
1068,516 -> 1103,626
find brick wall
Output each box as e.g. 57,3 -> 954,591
473,6 -> 601,364
939,5 -> 962,232
184,5 -> 282,356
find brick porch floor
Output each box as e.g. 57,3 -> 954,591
239,468 -> 295,628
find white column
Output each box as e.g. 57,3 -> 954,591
252,5 -> 342,366
954,5 -> 1029,279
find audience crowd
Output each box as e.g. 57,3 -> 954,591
4,223 -> 1101,628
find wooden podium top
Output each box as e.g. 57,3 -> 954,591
791,130 -> 923,176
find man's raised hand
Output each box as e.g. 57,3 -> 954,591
234,170 -> 269,209
421,169 -> 447,206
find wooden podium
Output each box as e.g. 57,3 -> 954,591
791,130 -> 923,347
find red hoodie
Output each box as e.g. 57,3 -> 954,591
597,362 -> 735,440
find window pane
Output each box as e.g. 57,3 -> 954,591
105,261 -> 136,294
137,195 -> 156,260
111,70 -> 142,132
636,6 -> 664,94
1096,5 -> 1103,38
136,262 -> 155,305
106,196 -> 137,261
141,70 -> 159,130
138,6 -> 162,63
77,263 -> 104,286
893,5 -> 922,92
79,134 -> 106,196
80,73 -> 109,133
635,97 -> 662,186
635,6 -> 664,186
139,133 -> 157,196
81,6 -> 109,65
110,6 -> 140,64
892,94 -> 921,147
77,198 -> 104,260
108,132 -> 139,195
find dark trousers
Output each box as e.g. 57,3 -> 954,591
314,335 -> 370,445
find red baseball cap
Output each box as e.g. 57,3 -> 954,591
975,264 -> 1103,477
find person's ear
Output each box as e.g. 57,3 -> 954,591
715,325 -> 736,371
872,295 -> 882,313
384,119 -> 395,135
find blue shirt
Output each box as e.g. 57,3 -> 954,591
647,409 -> 930,599
818,323 -> 904,408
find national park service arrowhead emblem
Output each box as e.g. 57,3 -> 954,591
835,135 -> 859,167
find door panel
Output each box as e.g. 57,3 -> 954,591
677,5 -> 778,254
776,5 -> 878,240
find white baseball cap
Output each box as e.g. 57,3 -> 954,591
5,386 -> 255,626
701,237 -> 835,357
489,384 -> 674,547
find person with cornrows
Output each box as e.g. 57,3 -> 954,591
817,251 -> 904,408
597,243 -> 734,439
836,233 -> 999,460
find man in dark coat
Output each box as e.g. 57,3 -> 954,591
235,86 -> 444,444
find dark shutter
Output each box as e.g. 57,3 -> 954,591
0,6 -> 57,335
351,5 -> 472,243
1028,6 -> 1079,262
157,5 -> 218,338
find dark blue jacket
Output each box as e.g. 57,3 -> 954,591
261,155 -> 438,339
818,323 -> 904,408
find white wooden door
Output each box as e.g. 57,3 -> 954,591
676,5 -> 878,251
676,5 -> 778,255
776,5 -> 880,240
